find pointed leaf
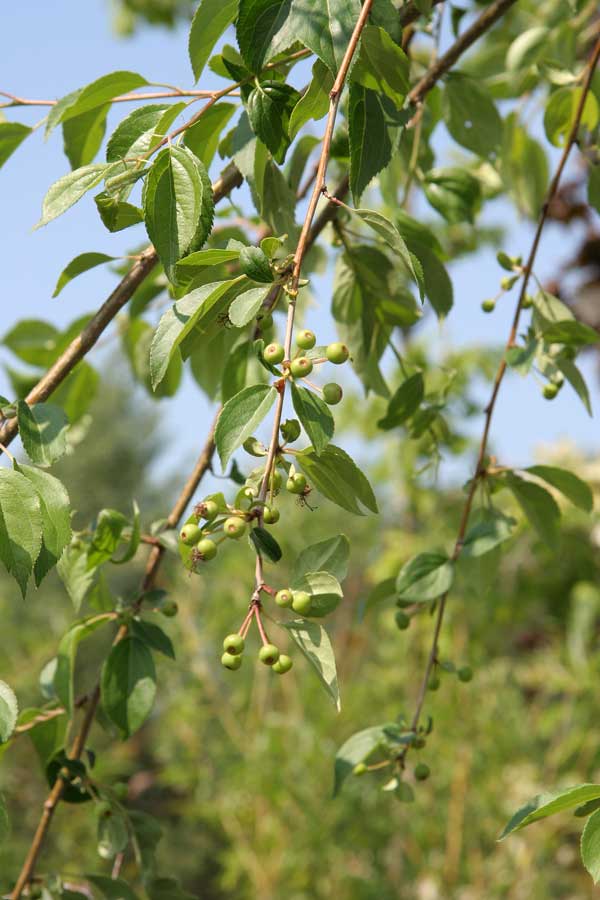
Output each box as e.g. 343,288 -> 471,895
189,0 -> 238,80
525,465 -> 593,513
17,465 -> 72,586
101,638 -> 156,739
17,401 -> 69,467
582,808 -> 600,883
0,122 -> 32,169
215,384 -> 278,468
501,784 -> 600,839
292,534 -> 349,583
396,552 -> 454,602
0,681 -> 18,744
52,252 -> 116,298
296,444 -> 378,515
291,383 -> 334,455
0,467 -> 42,597
36,163 -> 118,228
282,619 -> 340,710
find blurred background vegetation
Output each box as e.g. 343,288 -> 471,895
1,355 -> 599,899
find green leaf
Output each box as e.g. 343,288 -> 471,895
442,72 -> 502,158
281,0 -> 362,74
291,384 -> 334,456
55,616 -> 110,714
0,121 -> 32,170
189,0 -> 238,80
175,248 -> 241,280
150,278 -> 245,388
236,0 -> 292,72
363,576 -> 398,617
352,208 -> 424,299
0,468 -> 42,597
249,526 -> 283,562
544,87 -> 599,147
101,637 -> 157,739
18,706 -> 66,766
0,681 -> 18,744
334,725 -> 389,795
52,252 -> 116,298
63,105 -> 109,169
501,113 -> 548,220
215,384 -> 278,468
292,534 -> 349,583
289,60 -> 333,140
57,542 -> 96,611
247,81 -> 300,164
423,167 -> 481,224
239,246 -> 273,283
377,373 -> 424,430
229,286 -> 272,327
46,71 -> 149,136
86,874 -> 140,900
282,619 -> 340,710
297,444 -> 378,516
95,192 -> 144,232
532,289 -> 573,324
351,25 -> 409,106
130,620 -> 175,659
290,570 -> 343,617
525,465 -> 593,513
35,162 -> 118,228
16,465 -> 72,586
506,26 -> 549,71
143,145 -> 214,282
183,103 -> 237,168
557,357 -> 592,416
88,508 -> 129,569
540,319 -> 600,346
348,84 -> 394,203
396,552 -> 454,603
501,784 -> 600,839
106,104 -> 183,163
2,319 -> 60,366
17,401 -> 69,467
505,473 -> 561,546
461,509 -> 515,559
582,808 -> 600,883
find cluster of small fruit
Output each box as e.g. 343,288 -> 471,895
179,499 -> 249,566
220,630 -> 293,675
263,328 -> 349,404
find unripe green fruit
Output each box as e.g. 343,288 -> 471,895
522,294 -> 534,309
413,736 -> 426,749
543,383 -> 558,400
161,600 -> 179,618
292,590 -> 312,615
395,610 -> 410,630
457,665 -> 473,683
481,299 -> 495,313
353,762 -> 368,776
270,470 -> 282,490
196,538 -> 218,560
414,762 -> 430,781
272,654 -> 293,674
326,342 -> 349,364
290,356 -> 313,378
275,588 -> 293,608
264,342 -> 285,365
221,651 -> 242,670
259,643 -> 280,666
296,329 -> 316,350
199,499 -> 218,521
263,506 -> 280,524
286,472 -> 306,494
224,517 -> 246,539
280,418 -> 301,442
180,523 -> 203,546
223,633 -> 245,655
428,674 -> 440,691
322,382 -> 343,405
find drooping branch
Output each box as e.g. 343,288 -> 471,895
401,32 -> 600,756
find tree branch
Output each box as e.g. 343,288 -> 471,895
401,32 -> 600,756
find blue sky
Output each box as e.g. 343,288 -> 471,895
1,1 -> 598,491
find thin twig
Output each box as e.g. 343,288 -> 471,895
401,33 -> 600,756
0,88 -> 238,109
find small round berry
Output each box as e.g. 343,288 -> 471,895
280,419 -> 301,442
395,610 -> 410,630
224,517 -> 246,539
272,654 -> 293,674
292,590 -> 312,615
522,294 -> 534,309
275,588 -> 293,608
353,762 -> 368,777
264,342 -> 285,365
258,643 -> 280,666
296,329 -> 316,350
286,472 -> 306,494
223,633 -> 245,655
543,383 -> 558,400
457,665 -> 473,683
270,470 -> 282,490
322,383 -> 343,405
161,600 -> 178,618
199,499 -> 218,521
290,356 -> 313,378
428,674 -> 440,691
414,762 -> 430,781
481,299 -> 495,313
263,506 -> 280,525
413,736 -> 426,749
326,342 -> 349,364
196,538 -> 217,560
221,651 -> 242,670
180,523 -> 203,546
